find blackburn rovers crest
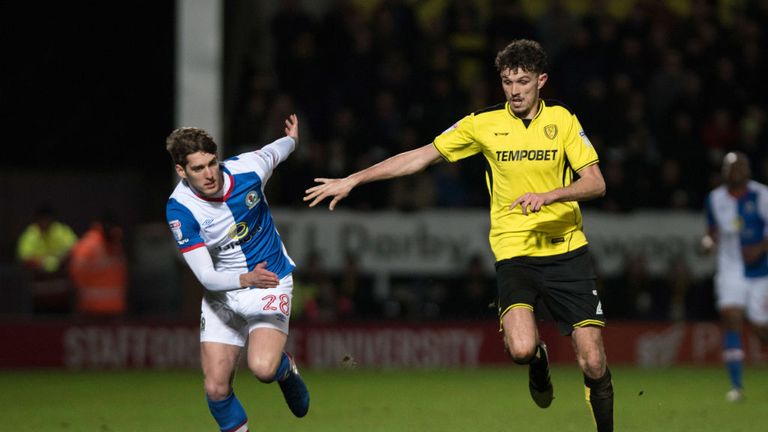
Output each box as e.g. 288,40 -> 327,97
544,124 -> 558,140
245,190 -> 260,209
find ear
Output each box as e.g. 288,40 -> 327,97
174,164 -> 187,179
538,73 -> 548,89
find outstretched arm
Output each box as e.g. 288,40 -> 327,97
510,163 -> 606,215
304,143 -> 443,210
258,114 -> 299,167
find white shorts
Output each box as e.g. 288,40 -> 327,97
715,272 -> 768,324
200,274 -> 294,346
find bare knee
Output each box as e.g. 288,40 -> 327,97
504,337 -> 538,364
204,377 -> 232,401
249,355 -> 279,382
577,350 -> 606,379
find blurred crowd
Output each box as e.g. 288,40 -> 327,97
230,0 -> 768,213
14,207 -> 128,318
225,0 -> 765,323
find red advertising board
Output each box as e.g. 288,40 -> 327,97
1,319 -> 766,369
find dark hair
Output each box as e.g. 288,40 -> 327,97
165,127 -> 218,167
494,39 -> 548,74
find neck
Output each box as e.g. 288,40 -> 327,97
728,183 -> 748,197
510,99 -> 541,119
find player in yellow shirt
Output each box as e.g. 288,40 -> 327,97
304,39 -> 612,431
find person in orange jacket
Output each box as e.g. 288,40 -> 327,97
69,211 -> 127,316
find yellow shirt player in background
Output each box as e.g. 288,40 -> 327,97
305,39 -> 612,432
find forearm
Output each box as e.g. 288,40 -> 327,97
261,136 -> 296,164
550,165 -> 606,203
347,144 -> 441,188
182,248 -> 243,291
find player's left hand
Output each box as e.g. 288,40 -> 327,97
742,241 -> 767,265
240,261 -> 280,288
284,114 -> 299,143
510,192 -> 552,215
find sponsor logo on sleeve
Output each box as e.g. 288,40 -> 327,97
441,120 -> 460,135
169,220 -> 183,241
579,129 -> 593,148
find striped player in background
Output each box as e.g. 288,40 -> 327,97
702,151 -> 768,402
165,114 -> 309,432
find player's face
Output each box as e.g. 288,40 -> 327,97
722,153 -> 751,188
500,68 -> 547,119
176,151 -> 222,196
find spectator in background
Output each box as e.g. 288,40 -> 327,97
702,151 -> 768,402
446,254 -> 495,320
622,251 -> 663,320
296,251 -> 353,322
701,107 -> 741,165
16,205 -> 77,314
68,210 -> 127,317
337,252 -> 377,317
664,255 -> 693,321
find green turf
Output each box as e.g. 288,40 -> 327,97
0,366 -> 766,431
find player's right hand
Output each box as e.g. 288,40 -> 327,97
303,177 -> 354,210
284,114 -> 299,143
240,261 -> 280,288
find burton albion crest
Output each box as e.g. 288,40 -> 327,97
544,124 -> 558,140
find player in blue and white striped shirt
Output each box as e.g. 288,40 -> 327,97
703,151 -> 768,402
165,114 -> 308,432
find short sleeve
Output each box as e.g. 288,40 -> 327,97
432,115 -> 482,162
563,114 -> 599,172
166,198 -> 204,252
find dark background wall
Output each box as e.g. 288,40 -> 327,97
1,2 -> 176,263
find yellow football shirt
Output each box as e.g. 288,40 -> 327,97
433,99 -> 599,260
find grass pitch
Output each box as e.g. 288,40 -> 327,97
1,366 -> 766,431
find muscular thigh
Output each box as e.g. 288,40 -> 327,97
247,327 -> 288,368
201,341 -> 241,383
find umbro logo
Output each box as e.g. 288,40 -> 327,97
494,132 -> 509,136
